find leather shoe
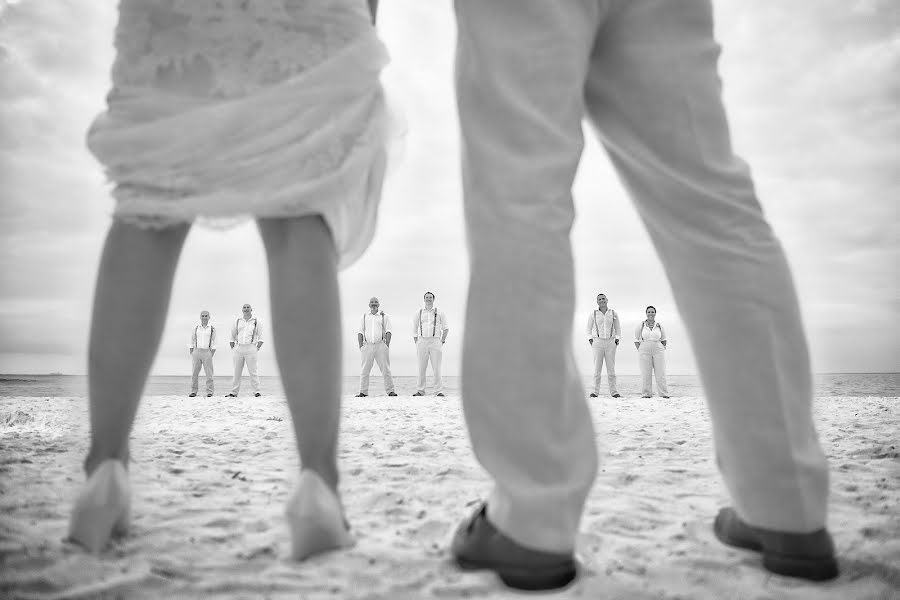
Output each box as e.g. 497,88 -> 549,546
387,392 -> 397,397
355,393 -> 368,397
451,504 -> 578,591
188,393 -> 197,397
226,393 -> 237,398
254,392 -> 262,397
436,392 -> 445,397
612,393 -> 622,398
713,507 -> 838,581
412,391 -> 425,397
206,394 -> 213,397
589,393 -> 598,398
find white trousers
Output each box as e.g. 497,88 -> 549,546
415,337 -> 443,394
231,344 -> 259,395
591,338 -> 618,395
456,0 -> 829,553
359,341 -> 395,394
638,341 -> 668,397
190,348 -> 215,395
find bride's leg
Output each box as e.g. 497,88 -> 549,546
72,219 -> 190,552
257,215 -> 351,559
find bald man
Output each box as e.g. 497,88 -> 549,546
356,297 -> 397,397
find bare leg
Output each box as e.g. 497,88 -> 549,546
85,220 -> 190,475
257,215 -> 341,491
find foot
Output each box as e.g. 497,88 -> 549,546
226,393 -> 237,398
254,392 -> 262,397
589,393 -> 598,398
713,507 -> 838,581
286,470 -> 354,561
355,392 -> 368,397
451,504 -> 578,591
662,395 -> 670,399
68,459 -> 131,553
387,392 -> 397,397
412,391 -> 425,397
188,392 -> 197,397
641,395 -> 652,398
206,393 -> 213,397
436,392 -> 445,397
612,393 -> 622,398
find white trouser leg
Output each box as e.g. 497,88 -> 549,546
245,348 -> 259,393
639,346 -> 654,396
359,343 -> 376,394
231,351 -> 245,394
430,338 -> 444,394
597,338 -> 618,395
203,352 -> 215,395
190,352 -> 202,394
456,0 -> 601,553
415,338 -> 429,392
582,0 -> 828,532
652,343 -> 668,396
373,343 -> 395,393
591,343 -> 604,395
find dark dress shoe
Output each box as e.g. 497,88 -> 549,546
412,391 -> 425,397
612,393 -> 622,398
226,393 -> 237,397
436,392 -> 445,397
254,392 -> 262,397
355,392 -> 368,397
662,395 -> 670,399
589,393 -> 598,398
188,393 -> 197,397
714,507 -> 838,581
387,392 -> 397,396
206,394 -> 213,397
451,504 -> 578,591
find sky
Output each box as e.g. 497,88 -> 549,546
1,0 -> 898,378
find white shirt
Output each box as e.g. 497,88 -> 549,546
413,307 -> 449,338
190,323 -> 217,349
360,312 -> 392,343
635,321 -> 666,343
232,317 -> 263,345
586,308 -> 620,340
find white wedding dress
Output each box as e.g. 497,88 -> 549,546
88,0 -> 390,268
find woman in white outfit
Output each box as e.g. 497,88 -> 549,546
634,306 -> 669,398
69,0 -> 390,561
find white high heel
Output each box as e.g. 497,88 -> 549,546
285,470 -> 354,560
68,459 -> 131,553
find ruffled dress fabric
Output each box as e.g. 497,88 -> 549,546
88,0 -> 390,268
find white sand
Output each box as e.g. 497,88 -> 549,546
1,394 -> 898,599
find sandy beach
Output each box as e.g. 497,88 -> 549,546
1,393 -> 898,599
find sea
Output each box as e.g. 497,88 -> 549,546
0,373 -> 898,398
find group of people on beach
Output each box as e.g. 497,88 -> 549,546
69,0 -> 839,591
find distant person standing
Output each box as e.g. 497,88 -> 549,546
227,304 -> 264,398
412,292 -> 449,396
188,310 -> 216,397
634,306 -> 669,398
356,297 -> 397,397
585,293 -> 621,398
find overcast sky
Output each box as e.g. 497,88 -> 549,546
1,0 -> 897,378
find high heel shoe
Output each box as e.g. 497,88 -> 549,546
285,470 -> 354,560
68,459 -> 131,553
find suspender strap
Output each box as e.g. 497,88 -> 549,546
593,311 -> 600,338
381,312 -> 385,341
209,326 -> 214,349
194,325 -> 198,348
433,309 -> 437,337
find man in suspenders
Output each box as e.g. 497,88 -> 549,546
412,291 -> 449,396
227,303 -> 264,398
188,310 -> 216,397
356,297 -> 397,397
585,293 -> 622,398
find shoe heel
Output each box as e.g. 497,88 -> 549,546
763,553 -> 839,581
68,460 -> 131,553
286,471 -> 353,560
